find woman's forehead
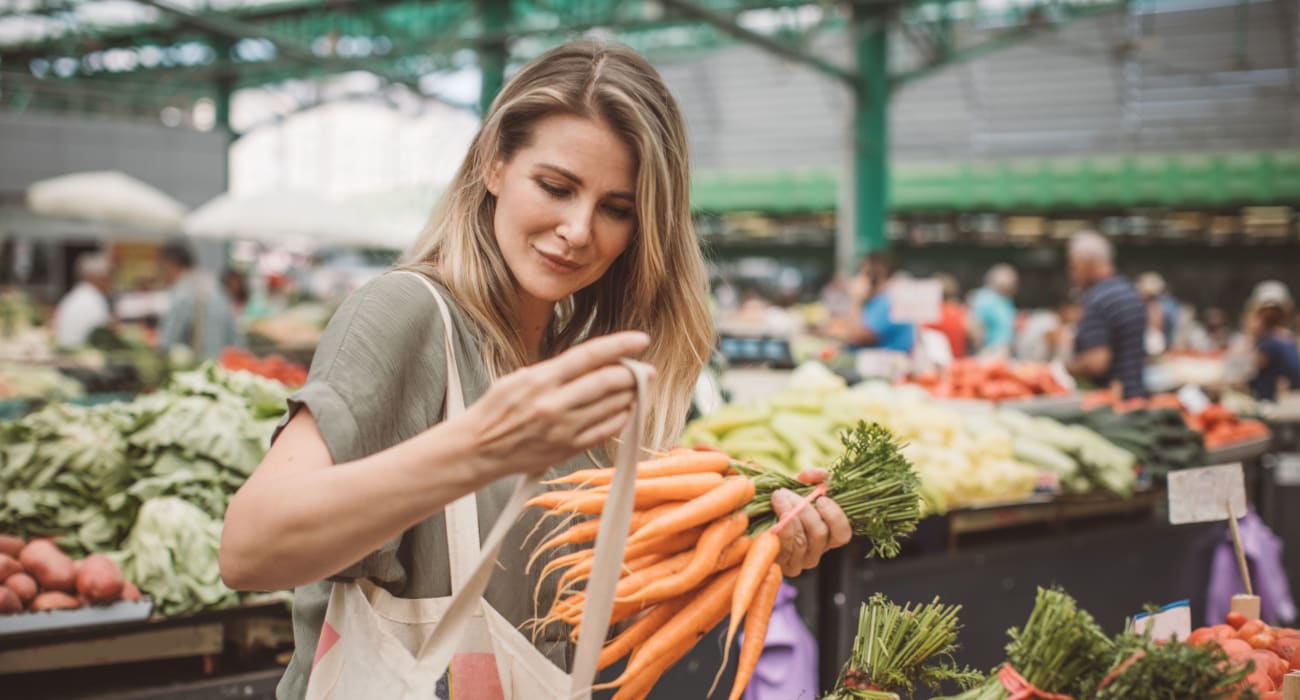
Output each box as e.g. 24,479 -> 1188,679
515,114 -> 636,192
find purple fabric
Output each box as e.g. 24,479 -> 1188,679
739,582 -> 819,700
1206,509 -> 1297,626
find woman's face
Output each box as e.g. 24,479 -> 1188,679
486,113 -> 637,311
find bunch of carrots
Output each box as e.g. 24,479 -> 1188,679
524,421 -> 921,700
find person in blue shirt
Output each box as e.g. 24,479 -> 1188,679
970,264 -> 1018,354
1247,281 -> 1300,402
836,253 -> 915,353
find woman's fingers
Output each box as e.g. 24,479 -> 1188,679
815,497 -> 854,549
770,489 -> 807,577
796,500 -> 830,571
546,331 -> 649,383
574,407 -> 633,450
559,388 -> 636,438
549,363 -> 643,409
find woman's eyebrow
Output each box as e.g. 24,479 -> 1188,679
537,163 -> 635,201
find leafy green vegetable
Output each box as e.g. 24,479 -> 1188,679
1096,630 -> 1256,700
824,594 -> 981,699
114,497 -> 240,616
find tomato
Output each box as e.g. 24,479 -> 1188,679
1227,611 -> 1248,629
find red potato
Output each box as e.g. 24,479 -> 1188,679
0,553 -> 22,581
76,554 -> 124,604
0,535 -> 23,558
0,586 -> 20,614
120,582 -> 142,602
5,573 -> 37,603
19,539 -> 75,593
30,591 -> 81,611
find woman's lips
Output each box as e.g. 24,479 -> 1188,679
535,247 -> 582,273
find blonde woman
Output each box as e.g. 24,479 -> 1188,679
219,41 -> 850,698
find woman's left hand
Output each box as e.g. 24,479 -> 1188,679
769,469 -> 853,577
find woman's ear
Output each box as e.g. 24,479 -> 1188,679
484,159 -> 504,197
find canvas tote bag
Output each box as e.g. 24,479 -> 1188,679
305,272 -> 649,700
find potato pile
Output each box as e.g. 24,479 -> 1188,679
0,535 -> 141,614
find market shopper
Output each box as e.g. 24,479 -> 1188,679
157,240 -> 243,360
1245,280 -> 1300,401
52,252 -> 113,348
219,42 -> 852,699
837,252 -> 916,352
1065,231 -> 1149,399
970,263 -> 1018,354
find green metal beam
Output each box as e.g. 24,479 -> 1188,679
659,0 -> 858,87
853,1 -> 890,255
891,0 -> 1130,89
478,0 -> 509,116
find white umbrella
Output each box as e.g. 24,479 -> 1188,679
337,186 -> 443,251
26,171 -> 188,230
185,190 -> 371,247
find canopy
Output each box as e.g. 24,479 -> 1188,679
186,188 -> 439,250
25,171 -> 188,230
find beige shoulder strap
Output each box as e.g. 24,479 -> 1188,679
401,271 -> 478,593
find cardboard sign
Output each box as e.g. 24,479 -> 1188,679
1130,600 -> 1192,641
1167,463 -> 1247,525
1177,384 -> 1212,416
889,279 -> 942,325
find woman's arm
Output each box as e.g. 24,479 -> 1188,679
220,331 -> 651,592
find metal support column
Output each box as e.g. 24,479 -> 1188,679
852,3 -> 890,257
478,0 -> 510,117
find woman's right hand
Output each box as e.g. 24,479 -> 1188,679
459,331 -> 653,480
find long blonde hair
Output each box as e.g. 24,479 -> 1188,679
401,41 -> 714,450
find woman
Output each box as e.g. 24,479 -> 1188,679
1246,281 -> 1300,401
219,42 -> 851,698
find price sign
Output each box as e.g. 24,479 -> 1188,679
888,279 -> 942,325
1130,600 -> 1191,641
1167,463 -> 1246,525
1177,384 -> 1212,416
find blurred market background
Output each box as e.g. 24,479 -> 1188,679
2,0 -> 1300,697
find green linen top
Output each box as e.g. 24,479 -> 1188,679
275,271 -> 590,700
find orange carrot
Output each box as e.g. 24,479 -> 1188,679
536,473 -> 725,515
727,564 -> 783,700
545,450 -> 733,486
629,477 -> 756,546
617,512 -> 748,606
553,526 -> 704,599
527,504 -> 676,573
710,530 -> 780,695
598,596 -> 689,670
596,566 -> 741,692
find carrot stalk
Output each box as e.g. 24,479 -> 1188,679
544,450 -> 731,486
616,513 -> 748,607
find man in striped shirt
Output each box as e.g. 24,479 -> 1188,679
1065,232 -> 1150,399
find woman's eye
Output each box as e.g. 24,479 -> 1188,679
604,204 -> 634,221
538,180 -> 570,198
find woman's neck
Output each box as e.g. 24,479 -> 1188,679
517,294 -> 554,364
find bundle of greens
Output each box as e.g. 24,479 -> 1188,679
823,594 -> 981,699
938,588 -> 1114,700
1094,631 -> 1256,700
735,421 -> 921,558
113,497 -> 240,616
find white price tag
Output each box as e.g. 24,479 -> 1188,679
888,279 -> 942,325
1130,600 -> 1191,641
1048,360 -> 1077,392
1167,463 -> 1247,525
1274,453 -> 1300,487
1177,384 -> 1212,416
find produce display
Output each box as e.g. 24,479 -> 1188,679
0,363 -> 287,615
526,422 -> 921,700
0,536 -> 142,615
1185,611 -> 1300,697
219,347 -> 308,388
682,364 -> 1137,513
1068,405 -> 1205,478
908,359 -> 1072,401
822,595 -> 980,699
0,363 -> 83,402
1082,391 -> 1271,450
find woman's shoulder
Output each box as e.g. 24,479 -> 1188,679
320,270 -> 458,350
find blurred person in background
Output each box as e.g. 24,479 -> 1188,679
1065,232 -> 1148,399
970,263 -> 1018,355
1245,281 -> 1300,401
834,252 -> 915,352
924,273 -> 969,358
1015,296 -> 1081,364
53,252 -> 114,349
158,240 -> 244,360
1136,272 -> 1179,356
